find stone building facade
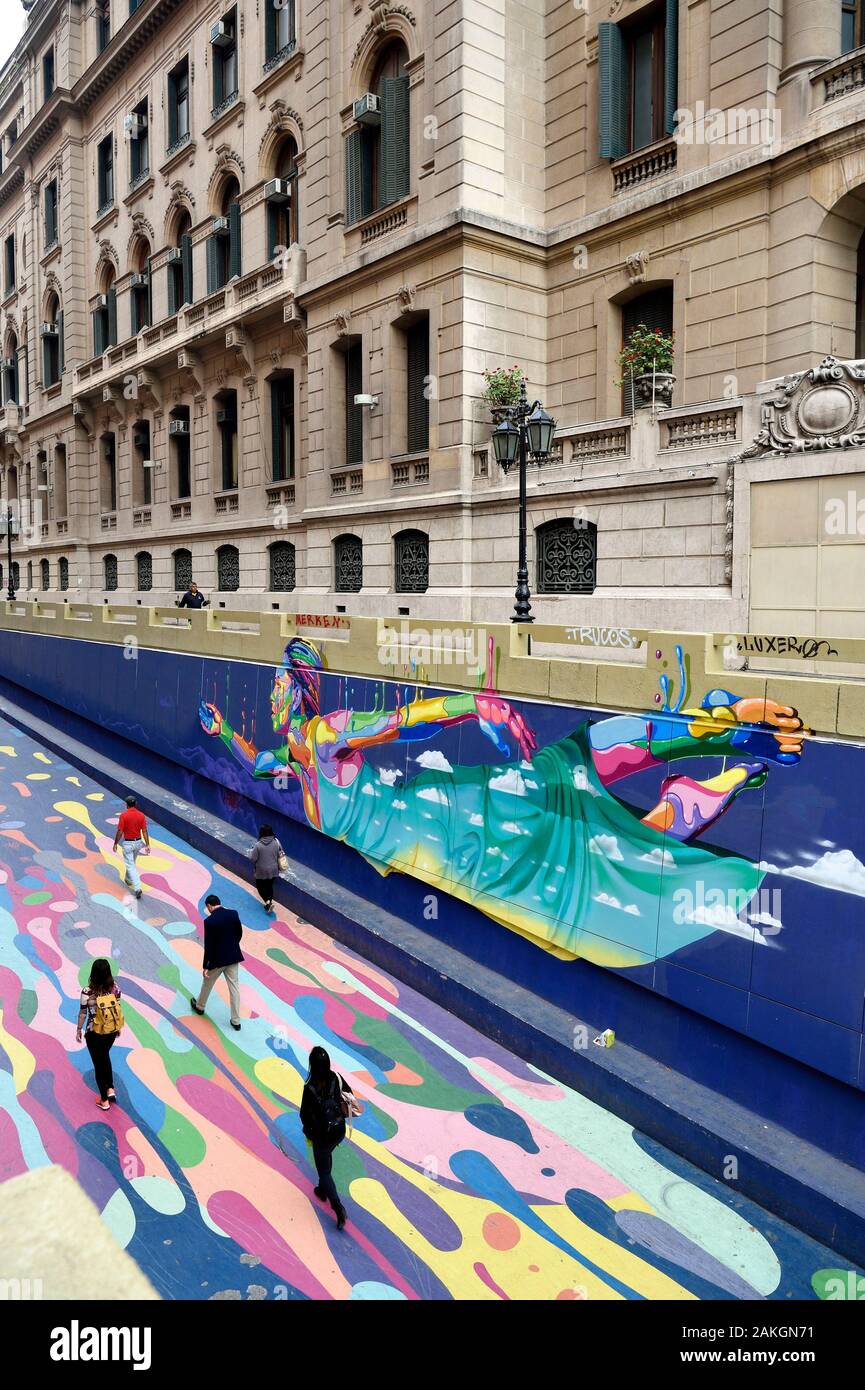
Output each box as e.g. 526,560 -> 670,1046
0,0 -> 864,637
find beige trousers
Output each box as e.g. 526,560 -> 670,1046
196,963 -> 241,1025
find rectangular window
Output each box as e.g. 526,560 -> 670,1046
43,49 -> 55,101
168,58 -> 190,147
171,412 -> 191,498
131,265 -> 151,334
4,235 -> 14,293
217,391 -> 239,489
129,100 -> 149,182
92,287 -> 117,355
97,1 -> 111,52
212,8 -> 238,110
270,377 -> 294,481
97,135 -> 114,209
44,180 -> 58,248
621,287 -> 673,413
101,434 -> 117,513
843,0 -> 861,52
598,0 -> 676,159
345,343 -> 363,466
406,319 -> 429,454
2,355 -> 18,405
266,0 -> 296,62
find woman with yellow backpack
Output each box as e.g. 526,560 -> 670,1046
76,958 -> 124,1111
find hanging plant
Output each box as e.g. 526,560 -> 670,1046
616,324 -> 675,384
481,365 -> 524,408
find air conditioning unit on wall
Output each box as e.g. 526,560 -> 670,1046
168,419 -> 189,436
264,178 -> 291,204
167,247 -> 183,263
130,271 -> 149,288
210,20 -> 232,47
124,113 -> 147,137
353,94 -> 380,126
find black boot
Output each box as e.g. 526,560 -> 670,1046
334,1202 -> 347,1230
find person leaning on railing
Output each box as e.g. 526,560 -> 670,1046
177,580 -> 209,609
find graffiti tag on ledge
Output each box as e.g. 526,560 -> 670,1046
565,627 -> 639,649
738,634 -> 839,659
294,614 -> 350,630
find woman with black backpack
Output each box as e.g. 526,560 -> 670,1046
75,958 -> 124,1111
300,1045 -> 361,1230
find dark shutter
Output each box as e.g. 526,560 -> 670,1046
213,44 -> 224,107
270,379 -> 282,481
265,4 -> 276,60
664,0 -> 679,135
93,309 -> 103,356
229,200 -> 242,279
167,263 -> 178,315
345,344 -> 363,465
146,257 -> 153,325
345,129 -> 370,225
168,71 -> 178,145
58,310 -> 64,374
107,287 -> 117,346
598,22 -> 629,159
292,174 -> 300,242
621,289 -> 673,412
181,232 -> 193,304
267,201 -> 281,259
206,235 -> 219,293
380,75 -> 410,208
406,320 -> 429,453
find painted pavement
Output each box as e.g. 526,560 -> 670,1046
0,715 -> 858,1301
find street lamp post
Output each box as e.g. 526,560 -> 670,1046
490,378 -> 556,624
4,505 -> 18,601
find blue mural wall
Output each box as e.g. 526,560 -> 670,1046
1,628 -> 864,1160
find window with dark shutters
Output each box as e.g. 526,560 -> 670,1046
228,200 -> 242,279
406,319 -> 429,453
181,232 -> 193,304
379,75 -> 410,209
345,129 -> 372,225
599,3 -> 676,158
345,344 -> 363,466
107,286 -> 117,347
620,286 -> 673,412
270,376 -> 294,482
206,235 -> 220,294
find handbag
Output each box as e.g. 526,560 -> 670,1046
277,847 -> 289,874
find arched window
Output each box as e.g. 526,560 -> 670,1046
136,550 -> 152,591
40,558 -> 49,590
536,519 -> 597,595
168,209 -> 193,313
103,553 -> 118,591
208,176 -> 241,292
54,443 -> 68,519
269,540 -> 296,592
2,330 -> 19,404
27,560 -> 33,590
59,556 -> 69,591
394,529 -> 428,593
216,543 -> 240,591
173,547 -> 192,591
266,136 -> 300,256
346,41 -> 410,223
41,290 -> 62,386
334,533 -> 363,593
130,237 -> 152,334
11,561 -> 19,591
93,267 -> 117,354
100,432 -> 117,513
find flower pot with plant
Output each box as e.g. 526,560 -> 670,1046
617,324 -> 675,408
482,365 -> 524,422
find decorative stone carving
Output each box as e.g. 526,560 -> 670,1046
177,348 -> 204,399
268,98 -> 304,134
136,370 -> 161,411
625,250 -> 650,285
168,179 -> 196,211
73,400 -> 95,440
396,284 -> 416,314
334,310 -> 351,337
742,356 -> 865,456
101,385 -> 125,424
225,327 -> 253,379
353,6 -> 416,65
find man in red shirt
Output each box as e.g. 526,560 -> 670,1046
112,795 -> 151,900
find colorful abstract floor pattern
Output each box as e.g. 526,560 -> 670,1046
0,715 -> 859,1301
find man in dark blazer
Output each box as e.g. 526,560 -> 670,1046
190,894 -> 244,1030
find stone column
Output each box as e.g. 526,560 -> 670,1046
780,0 -> 840,83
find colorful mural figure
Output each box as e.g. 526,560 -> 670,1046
200,641 -> 806,966
0,721 -> 851,1301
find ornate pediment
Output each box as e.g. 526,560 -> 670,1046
743,357 -> 865,457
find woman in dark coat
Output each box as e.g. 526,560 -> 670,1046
300,1045 -> 356,1229
250,823 -> 284,912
